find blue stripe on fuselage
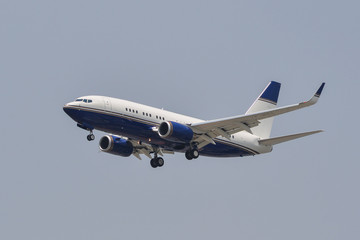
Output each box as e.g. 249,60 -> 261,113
63,106 -> 258,157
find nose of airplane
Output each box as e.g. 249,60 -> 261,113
63,102 -> 79,120
63,103 -> 72,115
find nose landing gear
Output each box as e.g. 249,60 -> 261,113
77,123 -> 95,141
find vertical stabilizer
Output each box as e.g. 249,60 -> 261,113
246,81 -> 281,139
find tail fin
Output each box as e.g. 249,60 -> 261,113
246,81 -> 281,139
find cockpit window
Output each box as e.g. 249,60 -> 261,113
76,98 -> 92,103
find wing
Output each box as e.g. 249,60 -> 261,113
190,83 -> 325,148
127,139 -> 174,160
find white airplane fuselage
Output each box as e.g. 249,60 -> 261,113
63,81 -> 325,167
63,96 -> 272,157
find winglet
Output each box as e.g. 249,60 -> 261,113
305,82 -> 326,105
315,82 -> 325,98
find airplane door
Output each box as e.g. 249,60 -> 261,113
104,97 -> 112,111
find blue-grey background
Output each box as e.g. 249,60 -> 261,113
1,1 -> 358,239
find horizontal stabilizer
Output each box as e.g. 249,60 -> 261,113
258,130 -> 323,146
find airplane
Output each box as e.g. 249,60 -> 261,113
63,81 -> 325,168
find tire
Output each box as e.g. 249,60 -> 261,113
185,151 -> 193,160
87,134 -> 95,141
150,159 -> 158,168
191,149 -> 199,159
157,157 -> 164,167
90,134 -> 95,141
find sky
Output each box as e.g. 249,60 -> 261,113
1,0 -> 359,239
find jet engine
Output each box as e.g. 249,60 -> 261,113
99,135 -> 133,157
158,121 -> 193,143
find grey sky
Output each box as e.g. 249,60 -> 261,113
1,0 -> 359,239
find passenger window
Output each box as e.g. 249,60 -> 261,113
136,110 -> 138,114
126,108 -> 128,111
146,113 -> 148,116
149,114 -> 152,117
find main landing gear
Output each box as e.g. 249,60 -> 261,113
149,148 -> 165,168
185,148 -> 199,160
150,157 -> 164,168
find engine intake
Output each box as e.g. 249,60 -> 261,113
99,135 -> 133,157
158,121 -> 193,143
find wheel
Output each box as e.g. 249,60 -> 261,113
87,134 -> 95,141
190,149 -> 199,159
185,151 -> 193,160
150,158 -> 158,168
157,157 -> 164,167
90,134 -> 95,141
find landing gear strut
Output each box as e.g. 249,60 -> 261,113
185,148 -> 199,160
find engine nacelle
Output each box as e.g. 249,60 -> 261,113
158,121 -> 193,143
99,135 -> 133,157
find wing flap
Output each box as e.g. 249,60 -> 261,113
128,139 -> 174,160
